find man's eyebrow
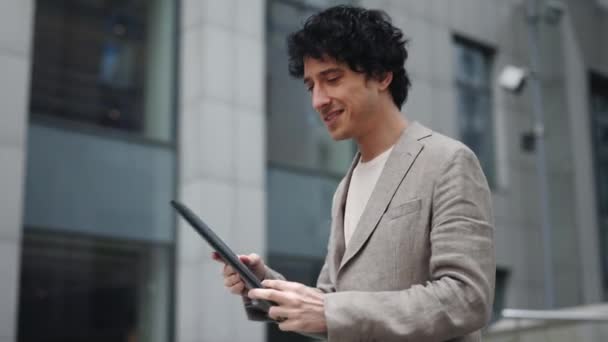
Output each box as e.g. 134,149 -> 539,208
303,68 -> 343,84
320,67 -> 343,76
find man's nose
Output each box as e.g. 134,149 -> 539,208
312,87 -> 330,112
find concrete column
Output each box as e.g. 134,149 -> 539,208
0,1 -> 34,341
176,0 -> 267,341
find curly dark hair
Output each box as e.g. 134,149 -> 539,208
287,5 -> 411,109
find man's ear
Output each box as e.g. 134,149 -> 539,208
377,71 -> 393,91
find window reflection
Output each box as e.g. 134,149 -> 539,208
267,0 -> 355,175
18,231 -> 171,342
29,0 -> 174,142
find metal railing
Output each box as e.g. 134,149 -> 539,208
485,305 -> 608,341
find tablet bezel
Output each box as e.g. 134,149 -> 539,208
170,200 -> 270,292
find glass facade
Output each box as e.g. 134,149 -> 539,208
18,232 -> 171,342
590,73 -> 608,300
454,37 -> 496,188
18,0 -> 178,341
266,0 -> 354,341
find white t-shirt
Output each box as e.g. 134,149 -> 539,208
344,146 -> 394,247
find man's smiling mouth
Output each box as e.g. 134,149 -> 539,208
324,109 -> 344,123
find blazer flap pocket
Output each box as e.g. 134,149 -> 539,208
385,198 -> 422,219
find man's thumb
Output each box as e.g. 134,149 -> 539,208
244,253 -> 262,266
240,254 -> 253,266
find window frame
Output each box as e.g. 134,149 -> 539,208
452,35 -> 497,189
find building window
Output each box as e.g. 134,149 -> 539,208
267,0 -> 355,176
29,0 -> 175,142
18,1 -> 177,342
590,73 -> 608,299
453,37 -> 496,188
18,232 -> 172,342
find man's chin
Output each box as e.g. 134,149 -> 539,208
328,130 -> 351,141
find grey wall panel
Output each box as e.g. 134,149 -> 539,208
24,124 -> 175,243
0,2 -> 33,342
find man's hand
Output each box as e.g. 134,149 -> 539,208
248,279 -> 327,333
212,252 -> 266,295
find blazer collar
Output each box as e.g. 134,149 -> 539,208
336,121 -> 431,272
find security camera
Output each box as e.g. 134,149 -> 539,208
498,65 -> 528,93
544,0 -> 565,25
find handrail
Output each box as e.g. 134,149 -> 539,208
487,305 -> 608,336
501,308 -> 608,322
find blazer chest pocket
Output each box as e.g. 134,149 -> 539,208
385,198 -> 421,220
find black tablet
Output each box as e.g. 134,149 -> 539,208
170,200 -> 273,313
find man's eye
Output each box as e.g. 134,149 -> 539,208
327,76 -> 340,83
306,85 -> 313,92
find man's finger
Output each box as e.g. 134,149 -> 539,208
230,282 -> 245,295
278,319 -> 298,332
246,253 -> 260,265
267,306 -> 290,321
211,252 -> 223,262
248,288 -> 290,305
223,264 -> 236,277
262,279 -> 304,293
224,273 -> 241,287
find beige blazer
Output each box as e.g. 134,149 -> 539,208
259,121 -> 495,342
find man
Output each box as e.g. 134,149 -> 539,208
214,5 -> 495,341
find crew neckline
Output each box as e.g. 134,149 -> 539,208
358,145 -> 394,168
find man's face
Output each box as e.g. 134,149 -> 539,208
303,57 -> 379,141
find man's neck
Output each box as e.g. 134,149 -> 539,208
356,108 -> 408,163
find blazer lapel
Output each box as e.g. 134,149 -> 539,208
338,122 -> 430,272
329,152 -> 359,274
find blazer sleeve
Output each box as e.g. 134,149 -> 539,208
323,147 -> 496,341
316,261 -> 336,294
